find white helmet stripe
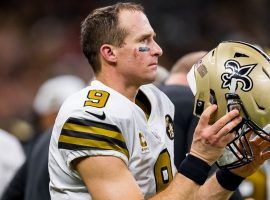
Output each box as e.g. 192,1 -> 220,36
187,64 -> 197,96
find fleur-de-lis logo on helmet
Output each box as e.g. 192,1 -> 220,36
221,60 -> 256,92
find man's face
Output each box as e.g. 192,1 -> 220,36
115,10 -> 163,86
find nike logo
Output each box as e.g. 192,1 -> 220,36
85,111 -> 106,120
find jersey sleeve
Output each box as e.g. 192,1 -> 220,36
57,115 -> 129,170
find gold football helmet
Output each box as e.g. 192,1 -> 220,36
187,41 -> 270,169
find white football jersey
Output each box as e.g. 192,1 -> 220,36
49,80 -> 176,199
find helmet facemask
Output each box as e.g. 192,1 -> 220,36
217,93 -> 270,169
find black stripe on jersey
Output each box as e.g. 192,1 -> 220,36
58,135 -> 129,158
60,129 -> 127,150
67,117 -> 121,133
58,117 -> 129,158
58,143 -> 106,151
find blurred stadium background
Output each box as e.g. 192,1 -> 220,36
1,0 -> 269,131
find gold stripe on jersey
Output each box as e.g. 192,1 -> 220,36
59,135 -> 129,157
63,123 -> 125,143
58,117 -> 129,158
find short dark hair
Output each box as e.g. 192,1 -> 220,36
81,2 -> 144,73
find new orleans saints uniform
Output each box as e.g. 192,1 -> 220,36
49,80 -> 176,199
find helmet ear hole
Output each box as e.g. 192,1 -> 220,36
195,100 -> 204,116
194,89 -> 217,116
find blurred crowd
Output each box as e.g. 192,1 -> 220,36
1,0 -> 270,128
1,0 -> 270,199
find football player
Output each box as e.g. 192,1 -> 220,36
48,2 -> 270,200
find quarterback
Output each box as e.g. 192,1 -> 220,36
48,2 -> 270,200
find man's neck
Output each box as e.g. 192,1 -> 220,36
96,72 -> 139,102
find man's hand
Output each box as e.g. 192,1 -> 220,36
190,105 -> 242,165
231,133 -> 270,177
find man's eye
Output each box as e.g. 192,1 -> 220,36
141,38 -> 148,43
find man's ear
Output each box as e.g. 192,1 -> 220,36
100,44 -> 117,63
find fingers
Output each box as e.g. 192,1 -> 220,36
198,104 -> 218,127
245,130 -> 253,140
247,135 -> 270,164
213,109 -> 241,136
261,150 -> 270,161
218,132 -> 235,144
195,105 -> 241,147
198,105 -> 240,135
251,134 -> 265,142
259,140 -> 270,149
250,135 -> 270,149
